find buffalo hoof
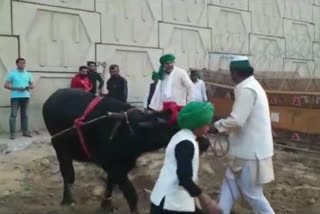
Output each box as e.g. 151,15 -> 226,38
101,199 -> 116,213
60,198 -> 75,207
61,188 -> 75,207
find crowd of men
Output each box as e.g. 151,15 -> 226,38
3,54 -> 275,214
3,56 -> 208,139
70,62 -> 128,102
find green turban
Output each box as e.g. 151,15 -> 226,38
160,54 -> 175,64
177,102 -> 214,130
158,54 -> 176,80
230,56 -> 251,71
152,71 -> 159,81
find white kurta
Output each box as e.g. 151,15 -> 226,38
160,74 -> 171,103
214,76 -> 274,185
149,66 -> 193,111
191,79 -> 207,102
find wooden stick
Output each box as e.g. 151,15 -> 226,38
274,143 -> 320,154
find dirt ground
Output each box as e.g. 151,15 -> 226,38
0,139 -> 320,214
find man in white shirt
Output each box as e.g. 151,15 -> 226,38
190,70 -> 207,102
149,54 -> 193,111
212,56 -> 275,214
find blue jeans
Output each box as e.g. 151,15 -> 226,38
9,98 -> 29,134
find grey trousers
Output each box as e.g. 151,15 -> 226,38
9,98 -> 29,134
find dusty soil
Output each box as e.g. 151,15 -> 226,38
0,139 -> 320,214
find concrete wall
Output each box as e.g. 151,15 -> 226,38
1,0 -> 320,133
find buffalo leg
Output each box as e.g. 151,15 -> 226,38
101,173 -> 117,212
54,142 -> 75,206
118,175 -> 138,214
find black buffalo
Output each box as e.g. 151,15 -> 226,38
42,88 -> 209,213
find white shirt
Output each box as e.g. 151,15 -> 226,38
215,76 -> 273,160
160,73 -> 172,103
191,79 -> 207,102
149,66 -> 193,111
215,88 -> 256,134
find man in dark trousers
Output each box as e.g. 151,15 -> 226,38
87,61 -> 104,95
144,71 -> 158,111
106,64 -> 128,102
4,58 -> 34,139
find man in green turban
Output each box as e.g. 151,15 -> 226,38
213,56 -> 275,214
149,54 -> 193,111
158,54 -> 176,80
150,102 -> 222,214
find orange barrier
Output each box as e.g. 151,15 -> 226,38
198,69 -> 320,135
210,96 -> 320,135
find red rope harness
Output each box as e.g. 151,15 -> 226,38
162,102 -> 184,125
73,97 -> 103,159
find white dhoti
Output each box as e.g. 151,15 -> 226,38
219,162 -> 275,214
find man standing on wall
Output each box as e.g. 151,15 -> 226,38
149,54 -> 193,111
190,70 -> 208,102
4,58 -> 34,140
87,61 -> 104,96
106,64 -> 128,103
212,56 -> 275,214
71,66 -> 92,92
